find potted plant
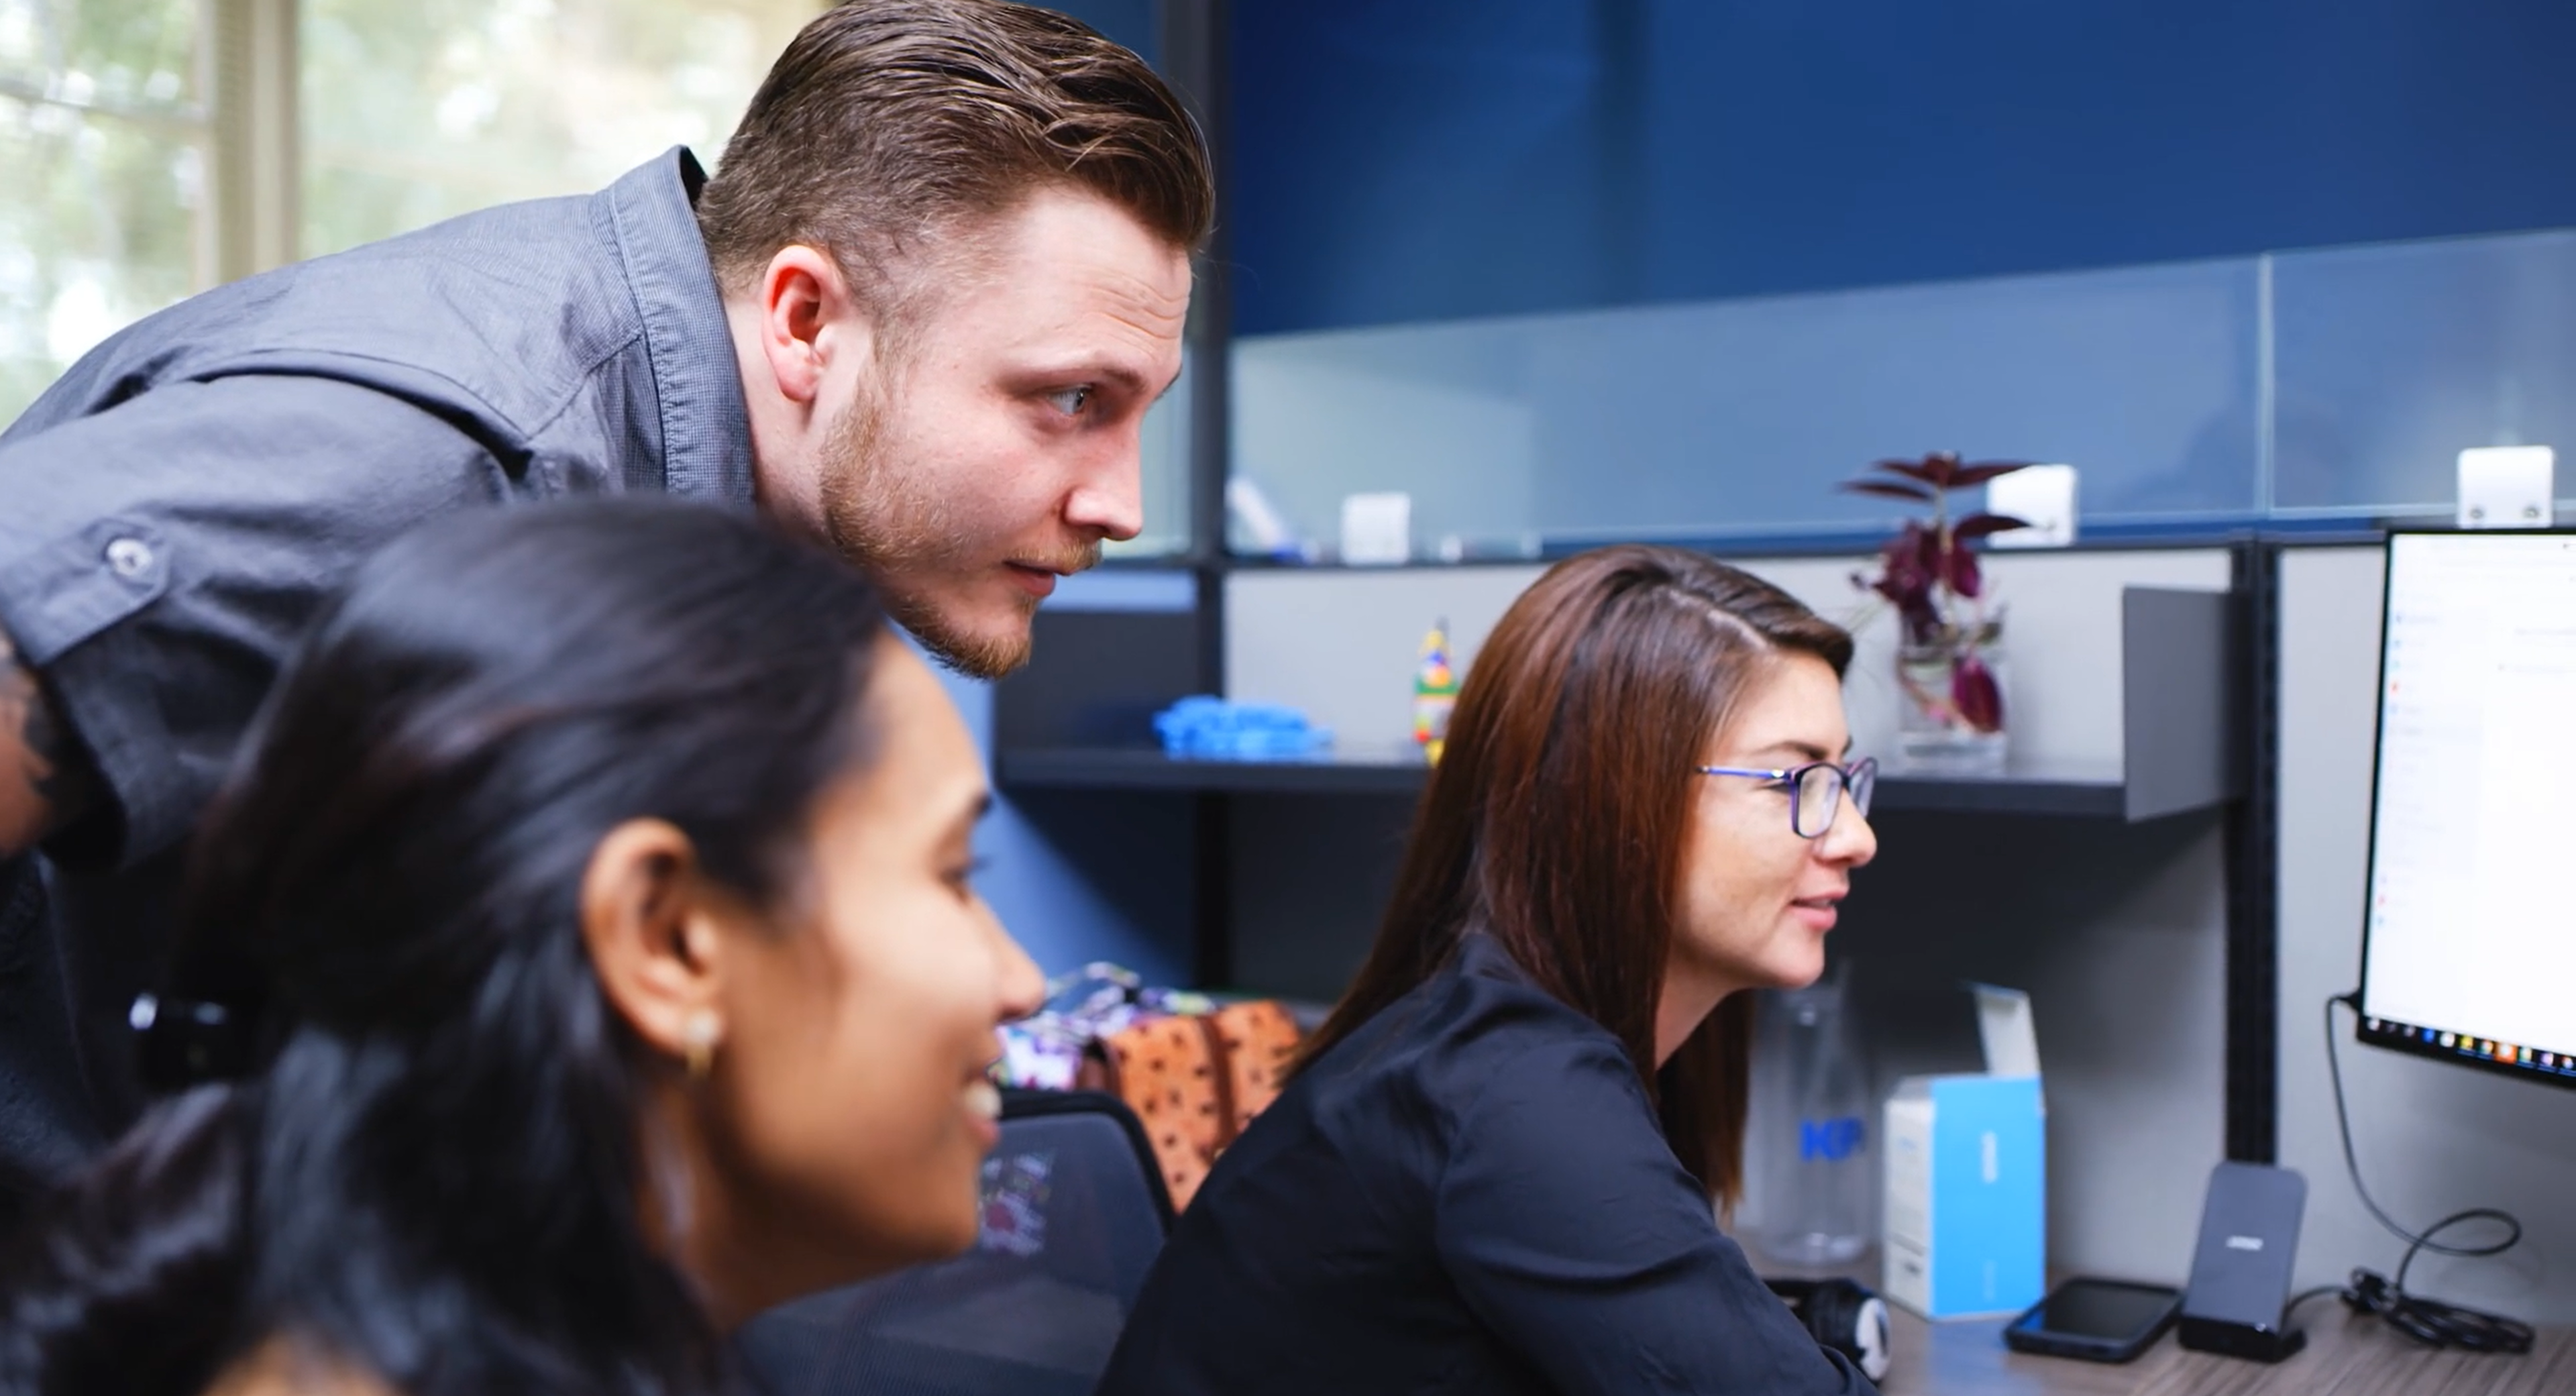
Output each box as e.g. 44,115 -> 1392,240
1843,452 -> 2031,773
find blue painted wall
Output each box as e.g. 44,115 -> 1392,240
990,0 -> 2576,975
1230,0 -> 2576,335
1050,0 -> 1157,63
934,570 -> 1199,985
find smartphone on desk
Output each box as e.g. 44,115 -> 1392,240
2002,1277 -> 2183,1363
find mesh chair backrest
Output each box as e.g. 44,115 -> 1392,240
736,1093 -> 1169,1396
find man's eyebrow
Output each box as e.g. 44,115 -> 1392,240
1021,358 -> 1158,398
1100,363 -> 1157,398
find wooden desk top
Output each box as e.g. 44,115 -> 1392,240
1880,1302 -> 2575,1395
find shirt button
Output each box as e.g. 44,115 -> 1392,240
105,536 -> 154,579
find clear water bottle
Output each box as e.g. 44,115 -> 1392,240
1746,973 -> 1874,1265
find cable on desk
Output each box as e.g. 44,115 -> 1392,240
2285,1285 -> 2343,1320
2322,991 -> 2534,1355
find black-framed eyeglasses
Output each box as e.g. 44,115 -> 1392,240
1695,756 -> 1878,839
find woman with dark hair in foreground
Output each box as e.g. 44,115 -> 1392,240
0,499 -> 1044,1395
1098,543 -> 1883,1395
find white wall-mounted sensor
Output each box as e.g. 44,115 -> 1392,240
2457,446 -> 2554,529
1986,464 -> 2078,549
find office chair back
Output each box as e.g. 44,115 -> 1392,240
735,1091 -> 1173,1396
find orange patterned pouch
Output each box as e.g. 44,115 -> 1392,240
1091,1001 -> 1302,1210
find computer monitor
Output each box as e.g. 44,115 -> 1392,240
2356,531 -> 2576,1089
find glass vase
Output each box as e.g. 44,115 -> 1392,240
1895,629 -> 2008,775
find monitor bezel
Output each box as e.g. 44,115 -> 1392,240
2353,527 -> 2576,1091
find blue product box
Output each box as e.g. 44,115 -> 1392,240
1882,984 -> 2047,1320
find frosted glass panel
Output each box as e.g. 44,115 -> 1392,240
1104,344 -> 1191,559
2270,230 -> 2576,515
1232,258 -> 2262,557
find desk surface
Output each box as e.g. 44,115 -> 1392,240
1882,1303 -> 2574,1395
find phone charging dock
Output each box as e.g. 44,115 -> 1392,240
2177,1316 -> 2307,1364
2176,1163 -> 2309,1363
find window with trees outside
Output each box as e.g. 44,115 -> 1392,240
2,0 -> 209,419
1,0 -> 821,425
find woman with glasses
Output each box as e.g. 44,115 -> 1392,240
1097,543 -> 1880,1395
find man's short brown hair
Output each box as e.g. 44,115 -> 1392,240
696,0 -> 1214,313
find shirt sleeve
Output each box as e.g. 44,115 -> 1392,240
1433,1033 -> 1877,1395
0,374 -> 508,865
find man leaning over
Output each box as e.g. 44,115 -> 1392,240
0,0 -> 1212,1215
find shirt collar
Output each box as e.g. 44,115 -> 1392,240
600,147 -> 756,506
1456,928 -> 1527,983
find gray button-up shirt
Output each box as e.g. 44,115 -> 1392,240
0,148 -> 756,1197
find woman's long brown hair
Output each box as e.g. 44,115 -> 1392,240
1299,544 -> 1853,1210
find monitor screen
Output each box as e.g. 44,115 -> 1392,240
2358,531 -> 2576,1089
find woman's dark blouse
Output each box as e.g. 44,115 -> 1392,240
1094,933 -> 1875,1395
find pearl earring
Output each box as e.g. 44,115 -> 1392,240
681,1010 -> 722,1081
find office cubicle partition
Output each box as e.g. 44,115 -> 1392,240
998,541 -> 2264,1285
995,535 -> 2571,1316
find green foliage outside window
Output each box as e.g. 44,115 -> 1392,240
299,0 -> 817,257
0,0 -> 207,423
0,0 -> 814,425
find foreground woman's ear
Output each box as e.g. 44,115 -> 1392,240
581,818 -> 729,1071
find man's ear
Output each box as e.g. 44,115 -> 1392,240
757,245 -> 872,408
581,818 -> 727,1064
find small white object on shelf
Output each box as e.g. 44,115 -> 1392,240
2456,445 -> 2554,529
1985,464 -> 2077,549
1339,491 -> 1412,566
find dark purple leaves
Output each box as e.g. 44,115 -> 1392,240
1878,521 -> 1933,584
1845,451 -> 2027,664
1870,455 -> 1955,487
1867,521 -> 1943,643
1951,512 -> 2031,540
1951,654 -> 2005,733
1841,480 -> 1936,503
1861,453 -> 2033,492
1944,545 -> 1983,600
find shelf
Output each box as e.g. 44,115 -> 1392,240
998,747 -> 2212,818
998,743 -> 1431,796
1875,760 -> 2129,817
992,586 -> 2243,824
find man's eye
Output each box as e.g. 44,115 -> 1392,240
1048,386 -> 1093,416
